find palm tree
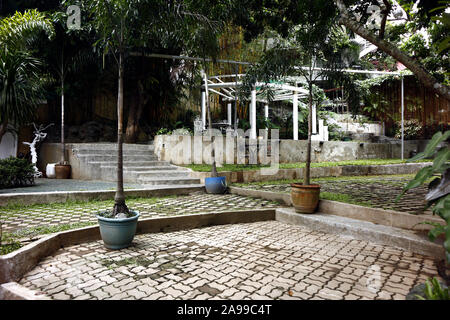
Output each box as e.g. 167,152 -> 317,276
0,10 -> 54,144
79,0 -> 225,215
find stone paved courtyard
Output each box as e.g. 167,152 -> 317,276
237,175 -> 432,215
18,221 -> 438,300
0,192 -> 281,234
0,178 -> 144,194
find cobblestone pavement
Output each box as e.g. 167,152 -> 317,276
0,178 -> 143,194
237,176 -> 432,215
19,221 -> 439,300
0,192 -> 281,234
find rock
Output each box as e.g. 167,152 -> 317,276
115,213 -> 129,219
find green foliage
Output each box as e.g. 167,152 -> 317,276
185,159 -> 430,172
394,119 -> 424,140
11,222 -> 97,239
156,128 -> 172,135
320,191 -> 373,207
0,50 -> 45,129
398,130 -> 450,262
416,277 -> 450,300
0,9 -> 54,51
0,157 -> 35,189
0,10 -> 54,136
0,232 -> 22,256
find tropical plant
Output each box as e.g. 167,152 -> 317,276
397,130 -> 450,265
67,0 -> 227,213
41,11 -> 98,164
0,10 -> 54,144
394,119 -> 424,140
240,0 -> 347,185
335,0 -> 450,101
0,157 -> 35,189
416,277 -> 450,300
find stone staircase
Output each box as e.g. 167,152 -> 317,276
71,143 -> 201,186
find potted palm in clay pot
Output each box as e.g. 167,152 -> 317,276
81,0 -> 141,249
240,1 -> 345,213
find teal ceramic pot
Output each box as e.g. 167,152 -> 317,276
97,211 -> 140,250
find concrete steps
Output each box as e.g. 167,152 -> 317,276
71,143 -> 201,186
137,177 -> 201,186
77,154 -> 159,162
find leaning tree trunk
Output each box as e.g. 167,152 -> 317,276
304,84 -> 312,186
113,49 -> 129,215
207,99 -> 218,177
335,0 -> 450,101
125,80 -> 147,143
204,74 -> 218,178
60,72 -> 66,164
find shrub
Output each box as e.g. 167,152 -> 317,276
397,131 -> 450,264
0,157 -> 35,189
394,119 -> 424,140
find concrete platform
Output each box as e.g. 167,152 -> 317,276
276,207 -> 444,259
0,184 -> 205,206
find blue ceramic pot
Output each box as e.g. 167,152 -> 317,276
97,211 -> 140,250
205,176 -> 227,194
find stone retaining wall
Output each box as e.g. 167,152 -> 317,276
190,162 -> 430,183
154,135 -> 436,165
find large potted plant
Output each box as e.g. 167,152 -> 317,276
97,210 -> 140,250
240,0 -> 345,213
80,0 -> 142,249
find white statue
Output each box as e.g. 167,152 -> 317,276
23,123 -> 53,178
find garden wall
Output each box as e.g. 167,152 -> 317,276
154,135 -> 433,165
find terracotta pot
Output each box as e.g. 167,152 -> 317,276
291,183 -> 321,214
55,164 -> 71,179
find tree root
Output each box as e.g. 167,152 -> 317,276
112,203 -> 130,216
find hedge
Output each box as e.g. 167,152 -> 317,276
0,157 -> 35,189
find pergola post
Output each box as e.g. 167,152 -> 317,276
312,103 -> 317,134
227,102 -> 232,126
250,88 -> 257,139
264,104 -> 269,126
201,90 -> 206,130
401,75 -> 404,160
293,90 -> 299,140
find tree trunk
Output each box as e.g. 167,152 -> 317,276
113,49 -> 129,215
125,80 -> 147,143
305,84 -> 312,186
60,75 -> 66,164
0,120 -> 8,145
335,0 -> 450,101
204,73 -> 217,177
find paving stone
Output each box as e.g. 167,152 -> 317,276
18,221 -> 441,301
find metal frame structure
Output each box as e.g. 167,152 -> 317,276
202,70 -> 404,158
131,52 -> 406,158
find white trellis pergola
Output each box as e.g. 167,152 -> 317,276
201,68 -> 406,159
201,75 -> 309,140
130,52 -> 407,159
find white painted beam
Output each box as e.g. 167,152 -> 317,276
250,89 -> 257,139
201,91 -> 206,130
293,91 -> 299,141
